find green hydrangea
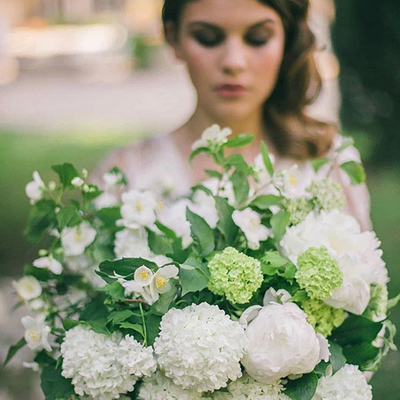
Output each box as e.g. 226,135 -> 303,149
364,284 -> 389,322
307,178 -> 346,211
296,247 -> 343,300
302,298 -> 347,337
207,247 -> 263,304
283,197 -> 313,225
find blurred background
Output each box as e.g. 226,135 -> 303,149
0,0 -> 399,399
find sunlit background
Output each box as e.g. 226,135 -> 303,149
0,1 -> 399,399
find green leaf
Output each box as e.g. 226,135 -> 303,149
342,342 -> 380,366
186,208 -> 215,257
311,158 -> 329,172
51,163 -> 80,189
224,153 -> 248,170
285,373 -> 318,400
225,134 -> 254,148
340,161 -> 366,185
41,364 -> 75,400
180,258 -> 210,296
119,322 -> 144,337
388,293 -> 400,310
214,196 -> 239,244
190,147 -> 212,164
25,199 -> 57,243
260,251 -> 290,275
79,298 -> 108,323
82,184 -> 102,201
152,284 -> 178,314
56,206 -> 82,229
146,314 -> 162,345
205,169 -> 223,179
250,194 -> 282,210
96,207 -> 121,227
328,341 -> 347,374
332,315 -> 383,345
192,184 -> 214,196
107,310 -> 135,326
261,142 -> 274,177
147,229 -> 173,255
3,337 -> 26,366
231,169 -> 250,207
271,210 -> 289,242
24,264 -> 51,281
99,258 -> 158,278
62,319 -> 80,331
99,281 -> 126,302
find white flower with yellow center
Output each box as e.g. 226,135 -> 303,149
61,221 -> 97,257
192,124 -> 232,150
232,208 -> 271,250
277,163 -> 315,199
33,256 -> 63,275
13,276 -> 42,301
134,266 -> 154,286
25,171 -> 46,204
21,315 -> 52,351
119,190 -> 157,229
150,265 -> 179,301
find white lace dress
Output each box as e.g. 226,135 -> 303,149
93,133 -> 372,231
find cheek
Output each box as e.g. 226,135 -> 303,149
182,46 -> 216,86
253,45 -> 284,88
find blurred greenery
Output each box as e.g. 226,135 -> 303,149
0,129 -> 399,398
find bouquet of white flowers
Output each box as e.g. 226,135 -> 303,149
6,125 -> 399,400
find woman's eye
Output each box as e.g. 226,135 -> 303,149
192,31 -> 224,47
244,33 -> 270,47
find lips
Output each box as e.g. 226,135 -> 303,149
214,84 -> 248,98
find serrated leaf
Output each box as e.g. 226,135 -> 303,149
340,161 -> 366,185
260,251 -> 289,275
51,163 -> 79,189
99,258 -> 158,278
56,206 -> 82,229
231,169 -> 250,207
3,337 -> 26,366
41,364 -> 75,400
214,196 -> 239,244
225,134 -> 254,148
271,210 -> 289,242
250,194 -> 282,210
285,373 -> 318,400
261,142 -> 274,176
147,229 -> 173,255
99,281 -> 126,302
180,258 -> 210,296
107,310 -> 135,326
328,341 -> 346,374
186,208 -> 215,257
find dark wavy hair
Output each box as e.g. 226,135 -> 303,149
162,0 -> 336,159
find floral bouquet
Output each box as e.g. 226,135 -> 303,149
6,125 -> 399,400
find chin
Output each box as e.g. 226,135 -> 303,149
212,103 -> 258,124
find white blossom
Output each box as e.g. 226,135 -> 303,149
118,190 -> 157,229
154,303 -> 248,392
23,362 -> 40,372
61,222 -> 97,257
61,326 -> 156,400
114,228 -> 150,259
232,208 -> 271,250
33,256 -> 63,275
192,124 -> 232,150
139,372 -> 203,400
13,276 -> 42,301
21,315 -> 51,352
280,210 -> 388,314
240,297 -> 329,384
190,189 -> 219,229
25,171 -> 45,204
313,364 -> 372,400
275,163 -> 315,199
71,177 -> 84,188
253,153 -> 276,188
94,192 -> 120,209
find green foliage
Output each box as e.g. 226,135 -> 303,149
179,258 -> 210,296
186,208 -> 215,257
285,372 -> 318,400
3,338 -> 26,366
25,199 -> 57,243
340,161 -> 366,184
51,163 -> 79,189
40,364 -> 75,400
214,196 -> 239,244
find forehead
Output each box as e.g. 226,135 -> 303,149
180,0 -> 283,28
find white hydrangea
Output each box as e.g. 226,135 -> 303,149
138,372 -> 203,400
212,374 -> 290,400
313,364 -> 372,400
61,222 -> 97,257
61,326 -> 156,400
280,210 -> 388,314
154,303 -> 248,392
25,171 -> 46,204
192,124 -> 232,150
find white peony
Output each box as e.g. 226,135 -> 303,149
212,374 -> 290,400
157,199 -> 193,248
25,171 -> 46,204
119,190 -> 157,229
192,124 -> 232,150
240,293 -> 329,384
139,372 -> 203,400
280,210 -> 388,314
232,208 -> 271,249
313,364 -> 372,400
21,315 -> 51,352
13,276 -> 42,301
61,222 -> 97,257
33,256 -> 63,275
114,228 -> 151,259
154,303 -> 248,392
61,326 -> 156,400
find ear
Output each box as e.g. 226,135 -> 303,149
164,21 -> 185,61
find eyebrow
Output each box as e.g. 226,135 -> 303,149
188,19 -> 277,30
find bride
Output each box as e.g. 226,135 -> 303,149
94,0 -> 371,231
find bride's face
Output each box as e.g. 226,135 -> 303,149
169,0 -> 285,123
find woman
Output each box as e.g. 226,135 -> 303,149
95,0 -> 371,230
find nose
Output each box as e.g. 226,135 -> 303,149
220,37 -> 247,75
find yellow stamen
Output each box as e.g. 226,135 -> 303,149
289,175 -> 297,186
156,277 -> 167,289
136,201 -> 143,212
140,271 -> 149,280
